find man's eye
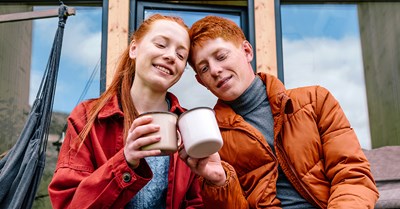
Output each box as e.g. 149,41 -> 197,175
217,54 -> 227,61
200,66 -> 208,73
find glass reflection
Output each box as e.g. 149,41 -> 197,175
281,4 -> 371,149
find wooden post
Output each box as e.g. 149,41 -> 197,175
106,0 -> 130,89
254,0 -> 278,76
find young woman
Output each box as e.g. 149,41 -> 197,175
48,14 -> 203,209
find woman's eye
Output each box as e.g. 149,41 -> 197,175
176,53 -> 184,60
155,43 -> 165,48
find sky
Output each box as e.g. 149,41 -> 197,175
29,4 -> 371,149
30,6 -> 102,114
280,4 -> 371,149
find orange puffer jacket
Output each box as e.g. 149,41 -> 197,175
199,73 -> 379,209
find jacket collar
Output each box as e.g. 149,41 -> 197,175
258,72 -> 293,115
97,92 -> 186,119
214,72 -> 293,128
98,95 -> 124,119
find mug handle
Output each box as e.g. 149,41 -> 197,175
177,130 -> 184,151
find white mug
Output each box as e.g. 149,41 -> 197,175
178,107 -> 223,158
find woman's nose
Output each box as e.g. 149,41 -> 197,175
163,48 -> 176,63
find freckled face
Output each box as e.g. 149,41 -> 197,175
130,20 -> 190,92
192,38 -> 255,101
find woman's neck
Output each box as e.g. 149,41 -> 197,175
130,83 -> 169,114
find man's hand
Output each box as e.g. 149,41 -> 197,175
179,146 -> 226,186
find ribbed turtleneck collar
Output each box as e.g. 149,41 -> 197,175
224,76 -> 267,116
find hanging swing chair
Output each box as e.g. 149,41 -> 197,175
0,4 -> 74,209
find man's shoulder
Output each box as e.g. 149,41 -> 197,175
285,85 -> 332,109
287,85 -> 330,97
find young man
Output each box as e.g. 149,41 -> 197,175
180,15 -> 379,209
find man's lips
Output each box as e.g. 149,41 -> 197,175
216,76 -> 232,88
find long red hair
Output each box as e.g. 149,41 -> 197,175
77,14 -> 189,145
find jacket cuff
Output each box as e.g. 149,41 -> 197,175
112,149 -> 152,190
200,161 -> 236,188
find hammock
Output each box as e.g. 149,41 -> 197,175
0,4 -> 71,209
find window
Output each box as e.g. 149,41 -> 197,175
280,4 -> 370,148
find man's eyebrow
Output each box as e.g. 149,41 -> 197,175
196,48 -> 227,65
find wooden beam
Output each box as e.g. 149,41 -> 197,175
0,7 -> 76,23
106,0 -> 130,89
254,0 -> 278,77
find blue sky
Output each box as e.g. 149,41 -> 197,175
31,6 -> 102,114
281,4 -> 359,40
30,4 -> 371,149
280,4 -> 370,149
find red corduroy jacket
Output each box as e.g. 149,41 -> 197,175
48,93 -> 203,209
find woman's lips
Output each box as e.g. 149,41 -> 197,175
154,64 -> 172,75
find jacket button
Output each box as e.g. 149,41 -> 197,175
122,172 -> 131,183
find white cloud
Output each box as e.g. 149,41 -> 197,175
283,36 -> 371,149
33,8 -> 101,74
62,17 -> 101,71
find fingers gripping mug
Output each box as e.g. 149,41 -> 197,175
178,107 -> 223,158
139,111 -> 179,155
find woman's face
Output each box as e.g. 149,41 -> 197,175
129,20 -> 190,92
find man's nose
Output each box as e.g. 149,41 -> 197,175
209,62 -> 222,76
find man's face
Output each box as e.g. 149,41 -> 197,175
191,38 -> 255,101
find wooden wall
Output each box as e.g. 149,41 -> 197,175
358,2 -> 400,148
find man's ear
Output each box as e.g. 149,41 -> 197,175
195,74 -> 205,87
129,40 -> 137,59
242,40 -> 254,62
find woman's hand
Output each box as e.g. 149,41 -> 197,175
179,146 -> 226,186
124,116 -> 162,169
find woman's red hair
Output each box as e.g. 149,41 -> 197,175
77,14 -> 188,146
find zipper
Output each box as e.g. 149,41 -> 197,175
276,135 -> 324,209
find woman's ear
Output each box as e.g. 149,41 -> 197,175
129,40 -> 137,59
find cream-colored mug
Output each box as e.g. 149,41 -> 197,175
178,107 -> 223,158
139,111 -> 179,155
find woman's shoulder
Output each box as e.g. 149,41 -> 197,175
68,98 -> 99,120
72,98 -> 98,113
